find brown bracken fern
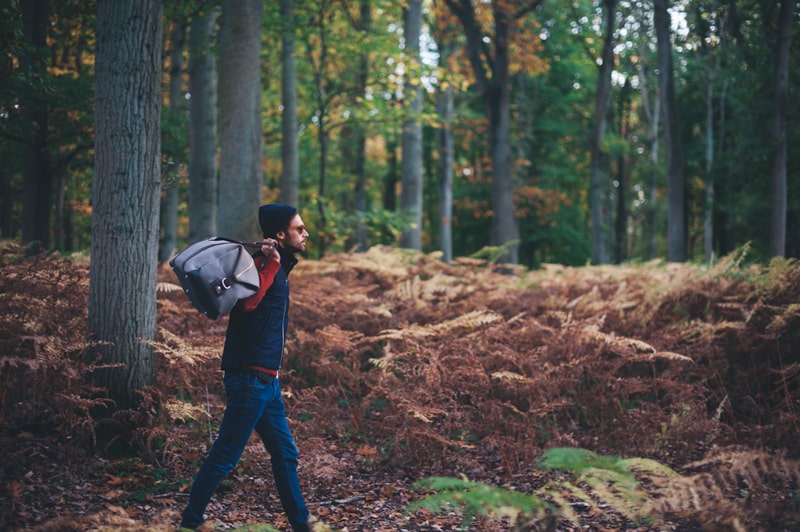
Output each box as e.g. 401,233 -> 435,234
3,243 -> 800,530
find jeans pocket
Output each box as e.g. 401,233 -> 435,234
224,372 -> 269,394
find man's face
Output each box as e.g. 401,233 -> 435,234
276,214 -> 308,254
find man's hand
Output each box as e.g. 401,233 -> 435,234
261,239 -> 280,262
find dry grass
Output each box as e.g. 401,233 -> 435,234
1,241 -> 799,529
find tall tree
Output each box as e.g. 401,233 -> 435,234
188,5 -> 219,243
589,0 -> 617,265
159,16 -> 187,262
435,80 -> 455,262
340,0 -> 373,251
217,0 -> 263,240
2,1 -> 95,251
399,0 -> 424,250
88,0 -> 162,407
654,0 -> 685,262
687,1 -> 730,263
444,0 -> 542,263
431,1 -> 461,262
279,0 -> 299,208
0,164 -> 12,239
384,120 -> 400,213
768,0 -> 792,258
632,1 -> 661,260
613,77 -> 632,263
699,6 -> 716,263
303,0 -> 335,255
0,6 -> 18,239
20,0 -> 50,253
300,0 -> 374,255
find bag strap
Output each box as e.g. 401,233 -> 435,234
210,236 -> 267,248
238,240 -> 270,248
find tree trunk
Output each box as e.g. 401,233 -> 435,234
399,0 -> 424,251
159,18 -> 186,262
768,0 -> 792,258
20,0 -> 50,254
54,170 -> 65,251
0,165 -> 12,238
445,0 -> 525,263
384,124 -> 399,213
306,0 -> 333,256
713,78 -> 730,257
279,0 -> 299,208
703,74 -> 714,263
590,0 -> 616,265
188,6 -> 219,243
436,82 -> 454,263
88,0 -> 162,408
353,122 -> 368,251
354,0 -> 371,251
647,96 -> 660,260
614,78 -> 632,264
486,5 -> 519,264
694,4 -> 728,264
217,0 -> 263,240
634,3 -> 661,260
316,110 -> 329,257
432,11 -> 458,264
654,0 -> 686,262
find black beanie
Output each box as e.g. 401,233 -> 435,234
259,204 -> 298,238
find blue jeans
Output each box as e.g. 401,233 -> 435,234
180,372 -> 310,531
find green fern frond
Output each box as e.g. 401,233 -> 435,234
536,448 -> 680,525
536,447 -> 621,474
580,471 -> 646,521
409,476 -> 550,529
617,457 -> 681,479
537,480 -> 594,526
469,240 -> 520,264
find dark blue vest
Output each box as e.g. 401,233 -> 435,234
220,250 -> 297,371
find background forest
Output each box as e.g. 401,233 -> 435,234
2,0 -> 800,531
2,0 -> 798,266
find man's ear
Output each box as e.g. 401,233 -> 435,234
275,229 -> 286,246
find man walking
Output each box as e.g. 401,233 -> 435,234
180,204 -> 311,531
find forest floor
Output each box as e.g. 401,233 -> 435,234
2,244 -> 800,531
2,427 -> 679,532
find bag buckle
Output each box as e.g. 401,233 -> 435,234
210,277 -> 233,296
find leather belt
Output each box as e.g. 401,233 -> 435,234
223,367 -> 277,383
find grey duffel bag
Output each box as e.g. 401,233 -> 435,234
169,237 -> 262,320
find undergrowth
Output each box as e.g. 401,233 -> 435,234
412,446 -> 800,531
1,240 -> 799,529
